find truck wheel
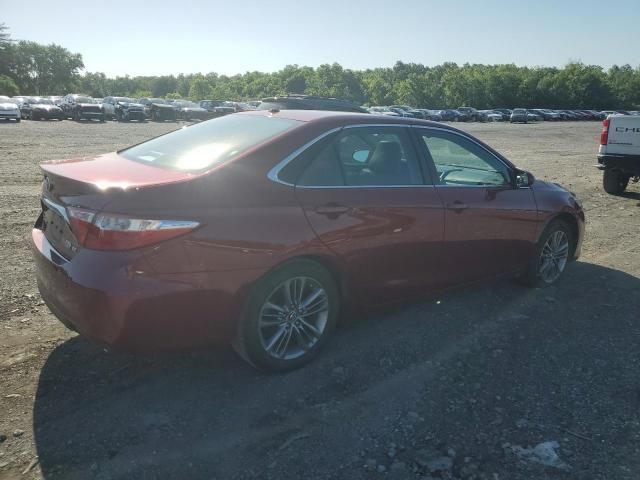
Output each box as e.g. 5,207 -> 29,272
603,169 -> 629,195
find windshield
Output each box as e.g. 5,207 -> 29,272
75,96 -> 95,103
120,114 -> 301,172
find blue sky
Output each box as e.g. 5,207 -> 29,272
2,0 -> 639,76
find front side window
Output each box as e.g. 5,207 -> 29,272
297,126 -> 424,187
120,114 -> 301,172
420,130 -> 511,187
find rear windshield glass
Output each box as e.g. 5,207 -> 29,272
120,114 -> 302,172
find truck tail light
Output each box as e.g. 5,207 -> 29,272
600,118 -> 609,145
67,207 -> 198,251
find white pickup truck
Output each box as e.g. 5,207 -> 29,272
597,115 -> 640,194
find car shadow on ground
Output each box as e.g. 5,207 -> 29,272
32,261 -> 640,479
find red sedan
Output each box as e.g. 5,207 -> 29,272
32,110 -> 585,370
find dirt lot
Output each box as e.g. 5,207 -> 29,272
1,119 -> 639,480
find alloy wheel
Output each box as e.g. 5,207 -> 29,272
258,276 -> 329,360
539,230 -> 569,283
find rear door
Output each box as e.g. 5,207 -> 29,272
414,127 -> 539,285
291,125 -> 446,306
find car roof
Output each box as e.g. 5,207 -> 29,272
238,109 -> 459,129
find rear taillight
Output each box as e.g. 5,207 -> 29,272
600,118 -> 609,145
67,207 -> 198,251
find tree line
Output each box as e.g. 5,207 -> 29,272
1,24 -> 639,109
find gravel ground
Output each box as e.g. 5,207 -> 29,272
0,119 -> 639,480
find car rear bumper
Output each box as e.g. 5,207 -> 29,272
597,154 -> 640,175
79,110 -> 103,119
123,110 -> 146,120
31,228 -> 262,351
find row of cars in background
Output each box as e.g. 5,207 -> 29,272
366,105 -> 640,122
0,94 -> 256,123
2,93 -> 639,124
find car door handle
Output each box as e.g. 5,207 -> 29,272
315,203 -> 351,216
446,201 -> 469,213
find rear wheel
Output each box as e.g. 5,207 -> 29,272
234,259 -> 340,371
522,220 -> 572,287
603,169 -> 629,195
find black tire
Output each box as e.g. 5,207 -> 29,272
73,110 -> 81,122
31,112 -> 39,121
603,169 -> 629,195
99,115 -> 105,123
15,117 -> 20,123
521,220 -> 573,288
234,259 -> 340,372
152,110 -> 159,122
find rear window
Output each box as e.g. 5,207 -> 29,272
120,114 -> 302,172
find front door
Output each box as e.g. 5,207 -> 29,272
414,127 -> 539,285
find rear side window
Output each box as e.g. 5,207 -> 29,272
296,126 -> 424,187
120,115 -> 301,172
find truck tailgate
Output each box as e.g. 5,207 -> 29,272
603,115 -> 640,156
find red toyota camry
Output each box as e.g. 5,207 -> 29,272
32,110 -> 585,370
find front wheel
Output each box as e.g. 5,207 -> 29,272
522,220 -> 573,287
234,259 -> 340,371
603,169 -> 629,195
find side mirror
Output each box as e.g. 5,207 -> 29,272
516,170 -> 535,188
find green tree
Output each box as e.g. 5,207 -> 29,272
188,78 -> 212,100
0,74 -> 19,95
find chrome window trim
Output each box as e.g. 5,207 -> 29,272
266,122 -> 522,190
267,127 -> 342,186
411,124 -> 513,173
267,123 -> 428,189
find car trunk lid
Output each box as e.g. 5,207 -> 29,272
38,152 -> 198,259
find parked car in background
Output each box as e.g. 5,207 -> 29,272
60,94 -> 105,122
0,99 -> 21,122
492,108 -> 512,121
482,110 -> 505,122
439,109 -> 463,122
531,109 -> 561,121
22,98 -> 65,120
103,97 -> 146,122
258,94 -> 369,113
510,108 -> 529,123
31,110 -> 584,371
597,115 -> 640,194
138,98 -> 177,122
556,110 -> 577,120
199,100 -> 236,117
368,106 -> 401,116
171,100 -> 210,121
457,107 -> 481,122
416,109 -> 443,121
